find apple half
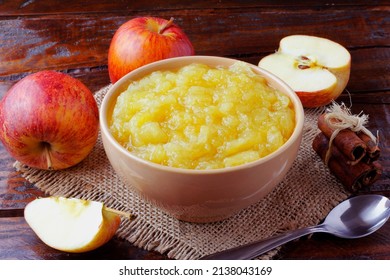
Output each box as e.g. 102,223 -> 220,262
24,197 -> 123,253
258,35 -> 351,108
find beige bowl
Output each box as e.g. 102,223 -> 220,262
100,56 -> 304,223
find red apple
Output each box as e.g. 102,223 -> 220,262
108,17 -> 194,83
0,71 -> 99,170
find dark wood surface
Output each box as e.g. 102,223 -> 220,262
0,0 -> 389,260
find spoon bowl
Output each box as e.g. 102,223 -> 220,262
324,194 -> 390,239
201,194 -> 390,260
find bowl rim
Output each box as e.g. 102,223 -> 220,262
100,55 -> 304,175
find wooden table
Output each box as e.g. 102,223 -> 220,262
0,0 -> 389,260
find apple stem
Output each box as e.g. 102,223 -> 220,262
42,142 -> 53,170
158,17 -> 174,34
105,206 -> 136,220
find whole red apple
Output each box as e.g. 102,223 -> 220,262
0,71 -> 99,170
108,17 -> 194,83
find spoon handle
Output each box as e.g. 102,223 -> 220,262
201,224 -> 326,260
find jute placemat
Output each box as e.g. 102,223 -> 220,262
14,85 -> 349,260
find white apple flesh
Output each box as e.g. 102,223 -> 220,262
24,197 -> 122,253
259,35 -> 351,108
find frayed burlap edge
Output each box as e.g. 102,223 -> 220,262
14,85 -> 350,260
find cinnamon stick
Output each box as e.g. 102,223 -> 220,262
312,132 -> 382,192
317,114 -> 367,165
357,131 -> 381,163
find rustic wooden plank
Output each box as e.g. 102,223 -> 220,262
339,92 -> 390,104
2,48 -> 389,96
0,7 -> 388,77
0,217 -> 169,259
0,154 -> 44,213
0,0 -> 389,262
0,15 -> 115,75
1,216 -> 389,260
1,0 -> 389,16
280,221 -> 390,260
348,48 -> 390,92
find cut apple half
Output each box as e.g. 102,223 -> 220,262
24,196 -> 124,253
259,35 -> 351,108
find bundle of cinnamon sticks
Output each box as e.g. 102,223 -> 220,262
312,110 -> 382,192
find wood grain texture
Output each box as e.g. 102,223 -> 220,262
279,220 -> 390,260
1,0 -> 389,16
1,7 -> 388,73
0,152 -> 45,215
1,48 -> 389,96
0,217 -> 170,259
0,0 -> 389,260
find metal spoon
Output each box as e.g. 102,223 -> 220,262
201,194 -> 390,260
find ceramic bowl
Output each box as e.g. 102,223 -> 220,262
100,56 -> 304,223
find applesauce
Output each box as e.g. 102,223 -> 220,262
109,62 -> 295,169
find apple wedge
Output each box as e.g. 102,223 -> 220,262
258,35 -> 351,108
24,197 -> 123,253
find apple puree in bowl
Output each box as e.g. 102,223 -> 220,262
109,62 -> 295,169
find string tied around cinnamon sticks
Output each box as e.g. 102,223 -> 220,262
312,101 -> 382,192
324,102 -> 377,165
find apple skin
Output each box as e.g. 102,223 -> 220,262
76,207 -> 121,253
296,85 -> 339,108
294,60 -> 350,108
108,17 -> 195,83
0,71 -> 99,170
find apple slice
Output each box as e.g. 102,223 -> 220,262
24,196 -> 125,253
258,35 -> 351,108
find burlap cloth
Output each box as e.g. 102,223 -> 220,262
14,85 -> 350,260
